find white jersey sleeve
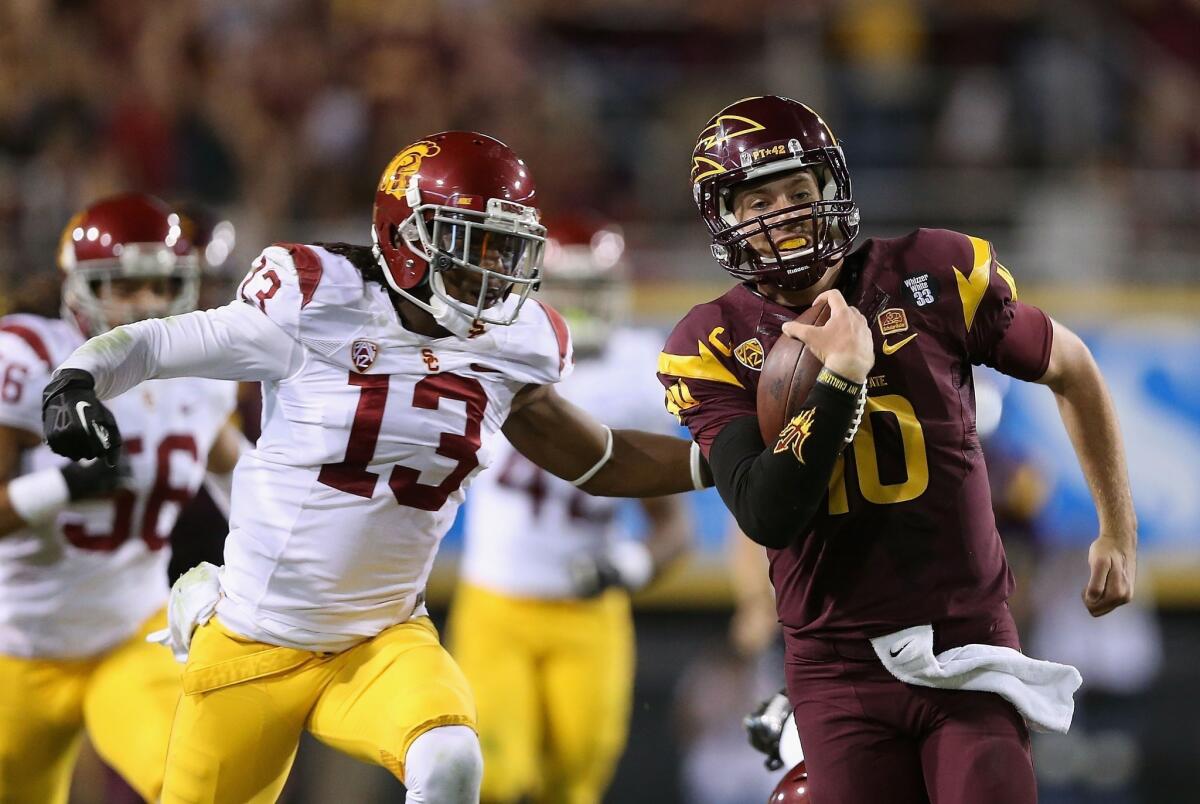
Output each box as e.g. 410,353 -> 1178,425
0,329 -> 51,435
0,314 -> 89,434
59,297 -> 302,400
490,299 -> 574,388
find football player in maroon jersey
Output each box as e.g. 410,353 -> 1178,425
659,95 -> 1136,803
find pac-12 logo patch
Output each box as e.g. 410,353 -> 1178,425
351,339 -> 379,372
876,308 -> 909,336
734,338 -> 765,370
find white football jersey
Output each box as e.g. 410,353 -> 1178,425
461,329 -> 677,598
0,314 -> 235,659
57,244 -> 572,652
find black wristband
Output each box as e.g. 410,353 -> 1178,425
813,366 -> 865,400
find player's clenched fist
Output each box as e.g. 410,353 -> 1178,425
781,289 -> 874,382
42,368 -> 123,464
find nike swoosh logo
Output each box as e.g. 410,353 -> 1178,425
888,642 -> 910,658
75,400 -> 111,449
881,333 -> 918,355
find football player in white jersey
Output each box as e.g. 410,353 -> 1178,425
41,132 -> 712,804
450,214 -> 692,804
0,193 -> 241,803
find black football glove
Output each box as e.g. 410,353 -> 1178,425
42,369 -> 122,465
744,689 -> 791,771
61,455 -> 131,500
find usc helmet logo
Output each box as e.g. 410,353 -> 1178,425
378,141 -> 442,200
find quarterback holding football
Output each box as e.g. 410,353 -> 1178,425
658,96 -> 1136,803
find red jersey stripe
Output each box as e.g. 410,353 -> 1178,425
0,324 -> 53,370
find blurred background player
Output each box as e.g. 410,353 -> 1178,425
449,214 -> 692,804
0,192 -> 241,803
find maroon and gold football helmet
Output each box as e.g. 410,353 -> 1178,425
58,193 -> 200,337
371,131 -> 546,330
768,762 -> 811,804
536,212 -> 629,356
691,95 -> 860,291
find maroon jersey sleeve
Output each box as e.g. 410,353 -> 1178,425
925,230 -> 1054,381
657,302 -> 756,456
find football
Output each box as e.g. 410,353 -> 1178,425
757,300 -> 830,443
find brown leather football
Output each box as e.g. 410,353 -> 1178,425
757,300 -> 830,444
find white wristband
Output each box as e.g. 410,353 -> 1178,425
607,540 -> 654,592
7,468 -> 71,525
570,425 -> 614,487
689,441 -> 706,490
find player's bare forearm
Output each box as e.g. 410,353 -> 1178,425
639,495 -> 692,578
1039,321 -> 1136,540
0,425 -> 41,536
206,419 -> 247,475
505,383 -> 704,497
728,530 -> 779,656
1038,319 -> 1136,614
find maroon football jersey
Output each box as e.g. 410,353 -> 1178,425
658,229 -> 1053,641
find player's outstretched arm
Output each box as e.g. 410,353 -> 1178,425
503,382 -> 711,497
54,301 -> 302,401
1037,318 -> 1137,617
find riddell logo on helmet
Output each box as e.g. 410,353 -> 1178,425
378,141 -> 441,201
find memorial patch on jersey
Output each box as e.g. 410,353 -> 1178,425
902,273 -> 939,307
876,308 -> 909,336
733,338 -> 765,370
351,339 -> 379,372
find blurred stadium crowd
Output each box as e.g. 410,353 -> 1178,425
1,1 -> 1198,803
2,0 -> 1199,294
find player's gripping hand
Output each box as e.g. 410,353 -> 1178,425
42,369 -> 122,465
568,541 -> 654,598
744,690 -> 791,770
148,562 -> 221,663
61,455 -> 130,500
781,289 -> 874,382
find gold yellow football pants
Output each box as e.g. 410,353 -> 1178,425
161,614 -> 476,804
0,609 -> 178,804
448,583 -> 635,804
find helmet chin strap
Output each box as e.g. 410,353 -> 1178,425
427,271 -> 481,338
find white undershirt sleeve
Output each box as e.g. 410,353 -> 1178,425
59,301 -> 303,400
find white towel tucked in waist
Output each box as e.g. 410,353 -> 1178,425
870,624 -> 1082,734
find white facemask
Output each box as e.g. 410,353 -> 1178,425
427,272 -> 483,338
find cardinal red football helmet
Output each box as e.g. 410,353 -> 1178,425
691,95 -> 859,291
371,131 -> 545,328
58,193 -> 200,337
768,762 -> 811,804
537,212 -> 629,355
